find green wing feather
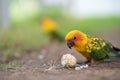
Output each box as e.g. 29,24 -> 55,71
86,36 -> 119,60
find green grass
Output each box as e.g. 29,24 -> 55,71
59,17 -> 120,35
0,24 -> 49,61
0,61 -> 17,68
0,16 -> 120,62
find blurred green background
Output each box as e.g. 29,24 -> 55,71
0,0 -> 120,62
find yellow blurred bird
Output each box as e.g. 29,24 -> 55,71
65,30 -> 120,64
41,17 -> 64,42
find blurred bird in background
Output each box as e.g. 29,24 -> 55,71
41,17 -> 64,42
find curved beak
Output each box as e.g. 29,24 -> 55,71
67,41 -> 74,49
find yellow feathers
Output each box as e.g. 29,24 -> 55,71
41,17 -> 58,32
65,30 -> 86,41
65,30 -> 88,52
65,30 -> 120,64
40,17 -> 64,42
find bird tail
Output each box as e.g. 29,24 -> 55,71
106,47 -> 120,60
115,54 -> 120,59
113,46 -> 120,52
108,54 -> 120,60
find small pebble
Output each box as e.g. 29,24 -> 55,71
80,65 -> 84,69
83,64 -> 88,68
75,67 -> 81,70
75,64 -> 89,70
38,55 -> 44,60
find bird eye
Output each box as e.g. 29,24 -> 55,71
73,36 -> 77,40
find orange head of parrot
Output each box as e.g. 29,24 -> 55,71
65,30 -> 88,49
41,17 -> 58,32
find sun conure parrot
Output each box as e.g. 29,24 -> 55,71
65,30 -> 120,64
41,17 -> 64,42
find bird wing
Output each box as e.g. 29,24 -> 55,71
86,36 -> 113,60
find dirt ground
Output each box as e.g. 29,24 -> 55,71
0,29 -> 120,80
